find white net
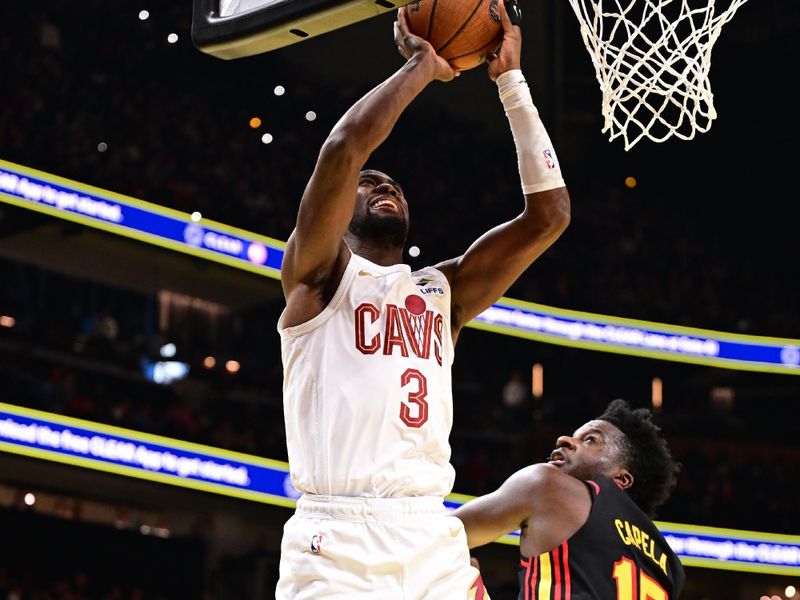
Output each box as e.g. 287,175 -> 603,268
566,0 -> 749,150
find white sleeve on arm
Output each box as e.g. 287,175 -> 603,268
497,69 -> 565,194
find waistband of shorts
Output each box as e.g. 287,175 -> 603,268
295,494 -> 447,521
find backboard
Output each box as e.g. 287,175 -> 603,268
192,0 -> 412,59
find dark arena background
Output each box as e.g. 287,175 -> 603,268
1,1 -> 799,598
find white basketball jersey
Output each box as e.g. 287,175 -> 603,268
278,252 -> 456,498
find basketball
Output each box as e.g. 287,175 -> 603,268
404,0 -> 503,71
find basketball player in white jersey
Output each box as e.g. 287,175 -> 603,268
276,1 -> 570,597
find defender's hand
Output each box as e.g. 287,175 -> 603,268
394,7 -> 459,82
486,0 -> 522,82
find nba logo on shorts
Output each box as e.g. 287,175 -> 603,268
310,534 -> 323,554
542,148 -> 556,169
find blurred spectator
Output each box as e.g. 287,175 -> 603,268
0,0 -> 799,551
1,1 -> 798,339
501,370 -> 528,411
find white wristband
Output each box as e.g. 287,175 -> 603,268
497,69 -> 565,194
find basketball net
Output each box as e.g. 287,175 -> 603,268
566,0 -> 749,150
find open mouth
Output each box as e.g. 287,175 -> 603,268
370,195 -> 400,213
548,450 -> 567,465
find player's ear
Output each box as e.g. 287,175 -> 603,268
613,469 -> 634,490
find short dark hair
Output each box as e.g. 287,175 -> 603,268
596,399 -> 680,517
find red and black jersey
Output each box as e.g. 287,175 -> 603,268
517,476 -> 684,599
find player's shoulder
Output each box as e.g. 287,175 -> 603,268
428,257 -> 458,283
411,263 -> 451,293
507,463 -> 588,498
500,464 -> 594,521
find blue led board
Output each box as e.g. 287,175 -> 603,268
1,158 -> 799,375
2,403 -> 799,576
0,402 -> 299,508
472,298 -> 800,375
657,523 -> 800,576
477,515 -> 800,577
0,159 -> 285,279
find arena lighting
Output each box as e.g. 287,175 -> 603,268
2,402 -> 799,576
1,158 -> 799,375
142,360 -> 190,385
531,363 -> 543,398
652,376 -> 663,410
24,492 -> 35,506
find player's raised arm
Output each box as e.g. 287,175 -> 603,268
280,12 -> 457,311
435,0 -> 570,336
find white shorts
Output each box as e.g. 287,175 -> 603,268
275,495 -> 489,599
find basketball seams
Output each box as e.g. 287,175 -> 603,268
406,0 -> 501,70
425,0 -> 439,43
446,36 -> 501,65
434,0 -> 485,54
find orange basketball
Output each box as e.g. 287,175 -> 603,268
404,0 -> 503,71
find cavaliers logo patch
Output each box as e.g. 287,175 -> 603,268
404,294 -> 426,315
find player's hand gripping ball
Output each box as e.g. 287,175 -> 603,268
404,0 -> 522,70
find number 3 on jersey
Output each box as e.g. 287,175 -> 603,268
400,368 -> 428,427
613,557 -> 668,599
